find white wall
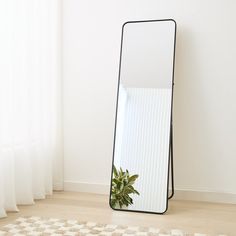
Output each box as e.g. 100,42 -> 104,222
62,0 -> 236,201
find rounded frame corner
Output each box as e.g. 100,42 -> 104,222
109,199 -> 116,211
168,18 -> 177,27
122,21 -> 131,30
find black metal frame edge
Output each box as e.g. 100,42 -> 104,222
168,125 -> 174,200
109,19 -> 177,215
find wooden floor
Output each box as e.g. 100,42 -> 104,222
0,191 -> 236,235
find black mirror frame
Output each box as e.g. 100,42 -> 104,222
109,19 -> 177,215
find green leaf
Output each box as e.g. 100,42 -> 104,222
128,174 -> 139,184
113,165 -> 118,177
111,165 -> 139,209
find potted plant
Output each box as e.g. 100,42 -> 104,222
110,165 -> 140,209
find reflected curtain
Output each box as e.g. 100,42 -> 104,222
0,0 -> 63,218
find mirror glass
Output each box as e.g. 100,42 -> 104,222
110,20 -> 176,214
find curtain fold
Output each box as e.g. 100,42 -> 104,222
0,0 -> 63,218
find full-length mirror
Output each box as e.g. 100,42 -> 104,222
110,19 -> 176,214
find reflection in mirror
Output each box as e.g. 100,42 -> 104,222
110,20 -> 176,214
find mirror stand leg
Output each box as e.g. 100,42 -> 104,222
168,123 -> 174,200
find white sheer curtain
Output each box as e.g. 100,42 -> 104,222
0,0 -> 63,218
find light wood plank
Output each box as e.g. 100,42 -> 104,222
0,191 -> 235,235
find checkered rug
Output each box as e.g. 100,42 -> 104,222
0,216 -> 227,236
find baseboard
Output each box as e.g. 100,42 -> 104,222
173,189 -> 236,204
63,181 -> 236,204
53,182 -> 64,191
64,181 -> 110,195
